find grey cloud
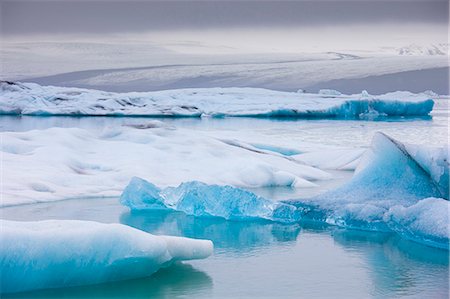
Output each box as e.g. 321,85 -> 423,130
1,0 -> 448,36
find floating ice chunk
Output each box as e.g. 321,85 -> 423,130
121,178 -> 302,223
286,132 -> 448,240
0,81 -> 434,119
120,177 -> 167,210
423,90 -> 438,97
1,126 -> 330,207
0,219 -> 213,294
404,144 -> 449,199
361,90 -> 370,98
318,89 -> 342,96
385,198 -> 449,250
345,132 -> 445,200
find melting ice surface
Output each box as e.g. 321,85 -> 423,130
0,125 -> 331,206
122,133 -> 449,249
0,219 -> 213,294
287,132 -> 449,249
121,178 -> 301,223
0,81 -> 434,118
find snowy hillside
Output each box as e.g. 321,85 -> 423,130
396,43 -> 448,56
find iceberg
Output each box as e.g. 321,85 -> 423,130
319,132 -> 446,203
318,89 -> 342,96
403,144 -> 449,200
286,132 -> 449,248
0,81 -> 434,119
120,132 -> 449,248
1,126 -> 330,207
385,198 -> 449,250
121,178 -> 302,223
0,219 -> 213,294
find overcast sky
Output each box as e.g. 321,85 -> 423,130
1,0 -> 448,34
0,0 -> 448,53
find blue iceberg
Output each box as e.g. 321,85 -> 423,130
321,132 -> 444,200
121,178 -> 302,223
120,133 -> 448,249
286,132 -> 449,248
0,220 -> 213,294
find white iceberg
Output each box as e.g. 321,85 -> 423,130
0,81 -> 434,118
121,178 -> 302,223
385,198 -> 449,250
1,126 -> 330,207
318,89 -> 342,96
0,219 -> 213,294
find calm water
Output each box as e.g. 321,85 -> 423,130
1,108 -> 449,298
1,197 -> 449,299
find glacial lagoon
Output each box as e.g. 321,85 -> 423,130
1,108 -> 448,298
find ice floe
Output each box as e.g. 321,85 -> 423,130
0,219 -> 213,293
120,132 -> 449,248
287,132 -> 449,248
385,198 -> 449,250
121,178 -> 301,223
1,126 -> 331,206
0,81 -> 434,118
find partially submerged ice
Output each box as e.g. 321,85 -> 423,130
287,132 -> 449,249
0,81 -> 434,118
0,220 -> 213,294
121,178 -> 302,223
385,198 -> 450,250
119,132 -> 449,248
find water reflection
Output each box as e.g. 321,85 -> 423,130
1,199 -> 448,298
121,210 -> 301,255
332,229 -> 449,298
3,263 -> 213,299
0,114 -> 434,133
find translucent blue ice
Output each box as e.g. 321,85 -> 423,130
121,133 -> 448,249
250,143 -> 302,156
0,220 -> 213,294
243,99 -> 434,119
286,132 -> 449,248
121,178 -> 302,223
